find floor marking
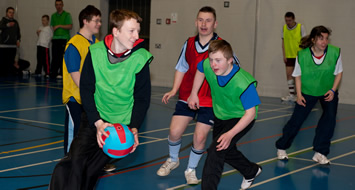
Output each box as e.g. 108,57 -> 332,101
0,140 -> 63,155
291,156 -> 355,168
0,104 -> 63,114
0,147 -> 62,160
166,135 -> 355,190
0,159 -> 61,173
249,150 -> 355,189
0,116 -> 64,127
258,106 -> 292,113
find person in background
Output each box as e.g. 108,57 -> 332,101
35,14 -> 52,77
281,12 -> 306,102
0,7 -> 21,77
50,0 -> 72,79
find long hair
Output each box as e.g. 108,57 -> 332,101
299,25 -> 332,49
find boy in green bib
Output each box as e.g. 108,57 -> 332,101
188,40 -> 261,190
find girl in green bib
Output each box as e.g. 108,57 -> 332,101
276,26 -> 343,165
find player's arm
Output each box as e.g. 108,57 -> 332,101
64,44 -> 81,87
216,107 -> 256,151
325,72 -> 342,102
130,59 -> 153,152
80,51 -> 101,126
162,41 -> 188,104
187,70 -> 205,110
162,70 -> 185,104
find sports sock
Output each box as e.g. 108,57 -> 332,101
168,136 -> 181,162
187,146 -> 204,169
287,79 -> 295,95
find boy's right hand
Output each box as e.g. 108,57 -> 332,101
187,94 -> 199,110
95,119 -> 113,148
162,90 -> 176,104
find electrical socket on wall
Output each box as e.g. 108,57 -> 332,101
155,44 -> 161,49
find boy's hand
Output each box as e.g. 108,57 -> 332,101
162,90 -> 176,104
187,94 -> 199,110
216,132 -> 233,151
130,128 -> 139,153
95,119 -> 113,148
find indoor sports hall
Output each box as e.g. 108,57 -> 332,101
1,0 -> 355,190
0,79 -> 354,189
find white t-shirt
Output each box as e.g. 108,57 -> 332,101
292,53 -> 343,77
37,25 -> 53,48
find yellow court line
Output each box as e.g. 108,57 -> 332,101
0,140 -> 63,155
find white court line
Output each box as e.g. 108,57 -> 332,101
0,103 -> 338,175
0,115 -> 63,126
0,159 -> 61,173
0,107 -> 320,173
0,147 -> 62,160
166,134 -> 355,190
249,150 -> 355,189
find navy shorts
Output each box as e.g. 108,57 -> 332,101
173,101 -> 214,126
285,58 -> 296,67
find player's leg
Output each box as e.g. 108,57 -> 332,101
157,101 -> 194,176
185,107 -> 213,184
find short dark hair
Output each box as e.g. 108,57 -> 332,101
109,9 -> 142,32
285,12 -> 295,19
198,6 -> 217,20
79,5 -> 101,28
42,15 -> 49,20
6,7 -> 14,13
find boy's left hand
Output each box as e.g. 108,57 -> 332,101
130,128 -> 139,153
216,132 -> 233,151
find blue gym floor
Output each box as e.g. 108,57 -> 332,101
0,75 -> 354,190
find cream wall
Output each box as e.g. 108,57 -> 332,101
1,0 -> 106,73
2,0 -> 354,105
149,0 -> 355,105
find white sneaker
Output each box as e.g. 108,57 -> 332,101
157,158 -> 179,176
312,152 -> 330,165
281,94 -> 296,102
103,163 -> 116,172
56,75 -> 63,79
277,149 -> 288,160
241,167 -> 262,189
185,168 -> 199,185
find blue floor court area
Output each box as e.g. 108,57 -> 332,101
0,76 -> 354,190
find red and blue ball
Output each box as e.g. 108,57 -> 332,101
102,123 -> 134,159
